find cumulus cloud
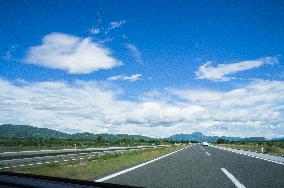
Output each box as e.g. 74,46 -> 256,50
0,78 -> 283,138
25,33 -> 121,74
107,74 -> 142,82
125,44 -> 143,64
170,80 -> 284,137
195,57 -> 278,81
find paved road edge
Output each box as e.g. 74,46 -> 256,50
211,145 -> 284,165
95,146 -> 189,182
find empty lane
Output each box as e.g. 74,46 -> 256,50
101,144 -> 284,188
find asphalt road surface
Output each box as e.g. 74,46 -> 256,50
101,144 -> 284,188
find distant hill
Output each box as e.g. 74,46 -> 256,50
0,124 -> 154,141
241,137 -> 266,141
272,137 -> 284,141
167,132 -> 218,142
71,132 -> 154,141
0,124 -> 271,142
0,124 -> 70,139
167,132 -> 265,142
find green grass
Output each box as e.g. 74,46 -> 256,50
0,137 -> 171,152
217,142 -> 284,157
1,145 -> 186,180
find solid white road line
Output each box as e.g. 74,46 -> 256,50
95,147 -> 188,182
205,152 -> 210,155
221,168 -> 246,188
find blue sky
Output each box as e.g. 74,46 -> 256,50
0,0 -> 284,138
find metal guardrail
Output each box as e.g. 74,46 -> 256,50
0,145 -> 169,169
0,145 -> 167,161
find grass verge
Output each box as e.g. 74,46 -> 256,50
216,144 -> 284,157
1,145 -> 186,180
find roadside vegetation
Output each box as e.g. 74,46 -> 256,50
215,139 -> 284,157
0,124 -> 178,152
0,137 -> 175,152
0,145 -> 186,180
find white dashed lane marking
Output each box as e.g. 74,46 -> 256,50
221,168 -> 246,188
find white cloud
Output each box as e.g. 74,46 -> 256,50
109,20 -> 126,30
170,80 -> 284,137
25,33 -> 121,74
105,20 -> 126,34
107,74 -> 142,82
3,45 -> 17,61
0,78 -> 283,138
195,57 -> 278,81
89,27 -> 101,35
125,44 -> 143,64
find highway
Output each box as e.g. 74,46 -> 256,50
97,144 -> 284,188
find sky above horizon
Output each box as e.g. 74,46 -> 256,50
1,0 -> 284,138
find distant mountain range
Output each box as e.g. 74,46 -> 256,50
0,124 -> 154,141
0,124 -> 283,142
168,133 -> 271,142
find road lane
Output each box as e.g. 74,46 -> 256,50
103,144 -> 284,188
206,146 -> 284,188
96,147 -> 187,182
104,145 -> 233,188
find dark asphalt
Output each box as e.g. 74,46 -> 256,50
104,144 -> 284,188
